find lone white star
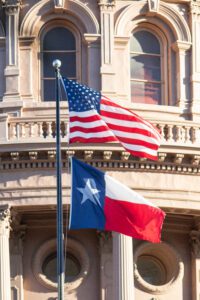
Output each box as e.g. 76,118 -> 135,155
77,179 -> 101,206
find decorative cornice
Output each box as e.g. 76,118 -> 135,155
0,150 -> 200,175
2,0 -> 21,14
98,0 -> 115,10
190,1 -> 200,15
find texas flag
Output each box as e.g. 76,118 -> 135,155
69,158 -> 165,243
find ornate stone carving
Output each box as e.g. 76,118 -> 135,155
174,154 -> 184,164
191,155 -> 200,166
190,230 -> 200,257
29,151 -> 38,160
98,0 -> 115,10
0,206 -> 11,236
66,150 -> 75,159
147,0 -> 160,13
103,151 -> 112,160
11,152 -> 19,161
2,0 -> 20,14
158,152 -> 167,162
121,151 -> 130,161
98,231 -> 112,253
53,0 -> 64,8
48,150 -> 56,160
190,1 -> 200,15
84,150 -> 93,160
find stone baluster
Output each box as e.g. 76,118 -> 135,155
112,233 -> 134,300
184,126 -> 191,143
166,124 -> 173,142
29,122 -> 34,138
20,123 -> 25,138
38,122 -> 44,138
0,205 -> 11,300
9,122 -> 17,139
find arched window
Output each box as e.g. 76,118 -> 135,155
130,30 -> 162,105
42,27 -> 77,101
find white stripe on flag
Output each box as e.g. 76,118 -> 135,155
105,174 -> 156,207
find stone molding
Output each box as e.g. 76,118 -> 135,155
114,0 -> 191,43
0,150 -> 200,175
20,0 -> 99,37
134,242 -> 184,294
32,237 -> 90,291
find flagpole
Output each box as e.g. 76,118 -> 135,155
53,59 -> 65,300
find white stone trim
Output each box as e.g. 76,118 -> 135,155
115,0 -> 191,43
20,0 -> 99,37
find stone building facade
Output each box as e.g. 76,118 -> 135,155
0,0 -> 200,299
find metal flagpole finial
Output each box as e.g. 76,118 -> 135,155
52,59 -> 62,70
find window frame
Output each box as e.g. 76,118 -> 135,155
39,20 -> 81,102
130,25 -> 169,105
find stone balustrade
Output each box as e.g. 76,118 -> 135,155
8,119 -> 68,140
6,118 -> 200,147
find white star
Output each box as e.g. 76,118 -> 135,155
77,179 -> 101,206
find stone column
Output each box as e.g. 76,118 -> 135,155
10,211 -> 26,300
190,1 -> 200,120
83,34 -> 101,90
98,232 -> 113,300
98,0 -> 116,96
190,229 -> 200,300
172,41 -> 191,113
112,233 -> 134,300
0,206 -> 11,300
3,0 -> 21,102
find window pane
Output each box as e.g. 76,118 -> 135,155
130,31 -> 160,54
42,253 -> 81,283
137,255 -> 166,286
131,54 -> 161,81
43,27 -> 75,50
43,79 -> 56,101
43,53 -> 76,78
131,81 -> 161,104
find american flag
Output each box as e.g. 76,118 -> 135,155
62,78 -> 161,160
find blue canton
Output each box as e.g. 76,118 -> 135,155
62,78 -> 101,113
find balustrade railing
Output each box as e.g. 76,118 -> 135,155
7,118 -> 200,146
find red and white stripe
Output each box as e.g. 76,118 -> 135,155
104,174 -> 165,243
100,96 -> 161,160
69,96 -> 161,160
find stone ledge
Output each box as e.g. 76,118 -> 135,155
0,149 -> 200,174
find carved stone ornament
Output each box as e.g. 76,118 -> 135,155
53,0 -> 64,8
190,230 -> 200,257
84,150 -> 94,160
2,0 -> 21,14
98,0 -> 115,10
0,206 -> 11,236
103,151 -> 112,160
97,231 -> 112,253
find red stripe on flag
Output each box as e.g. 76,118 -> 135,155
70,114 -> 102,123
70,136 -> 117,143
70,125 -> 113,133
104,196 -> 165,243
